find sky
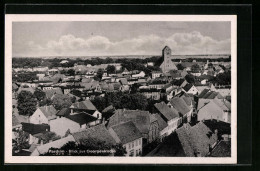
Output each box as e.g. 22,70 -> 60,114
12,21 -> 231,57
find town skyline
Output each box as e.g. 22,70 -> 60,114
13,21 -> 231,57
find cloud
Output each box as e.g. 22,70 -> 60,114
19,31 -> 231,56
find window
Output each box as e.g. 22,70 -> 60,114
136,140 -> 138,146
132,142 -> 134,148
139,139 -> 141,145
129,144 -> 131,149
136,150 -> 138,156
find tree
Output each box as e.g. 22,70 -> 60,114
91,96 -> 107,112
185,74 -> 196,84
33,88 -> 46,102
176,63 -> 185,70
52,94 -> 73,110
39,98 -> 53,107
39,132 -> 61,144
70,89 -> 82,97
17,90 -> 37,116
106,65 -> 116,74
96,68 -> 104,80
67,69 -> 75,76
191,64 -> 200,72
12,130 -> 30,154
215,71 -> 231,85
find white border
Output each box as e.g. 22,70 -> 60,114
5,14 -> 237,164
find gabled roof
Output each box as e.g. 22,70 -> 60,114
70,100 -> 97,111
22,123 -> 50,135
176,122 -> 218,157
107,109 -> 156,134
154,102 -> 179,121
183,83 -> 194,92
152,113 -> 168,131
110,121 -> 142,144
119,78 -> 128,85
38,105 -> 57,120
56,108 -> 70,117
209,140 -> 231,157
198,89 -> 223,99
43,88 -> 63,99
72,124 -> 116,146
169,97 -> 191,115
66,112 -> 97,125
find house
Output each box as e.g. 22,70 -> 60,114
168,97 -> 193,123
109,121 -> 143,156
30,105 -> 57,124
154,102 -> 181,138
107,109 -> 159,144
197,98 -> 231,123
43,88 -> 63,99
149,80 -> 167,89
151,71 -> 162,79
31,135 -> 75,156
119,78 -> 130,92
60,60 -> 69,64
132,71 -> 145,78
122,68 -> 130,75
70,100 -> 102,120
198,89 -> 224,99
176,122 -> 218,157
22,122 -> 50,144
182,83 -> 199,95
158,46 -> 178,73
139,88 -> 161,100
50,112 -> 98,136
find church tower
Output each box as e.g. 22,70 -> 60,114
160,46 -> 177,73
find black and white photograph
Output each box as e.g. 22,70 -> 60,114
5,14 -> 237,164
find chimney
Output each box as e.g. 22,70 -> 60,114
214,129 -> 218,135
40,140 -> 44,145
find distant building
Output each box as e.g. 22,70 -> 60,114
159,46 -> 178,73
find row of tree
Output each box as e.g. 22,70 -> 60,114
17,89 -> 76,116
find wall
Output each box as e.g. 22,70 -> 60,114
123,138 -> 142,157
50,117 -> 80,136
30,109 -> 48,124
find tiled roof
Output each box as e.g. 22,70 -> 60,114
119,78 -> 128,85
66,112 -> 97,125
43,88 -> 63,99
183,83 -> 194,92
176,122 -> 218,157
38,105 -> 57,120
154,102 -> 179,121
56,108 -> 70,117
107,109 -> 156,135
209,140 -> 231,157
110,121 -> 142,144
169,97 -> 191,115
72,124 -> 116,146
70,100 -> 97,111
22,123 -> 50,135
152,113 -> 168,131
